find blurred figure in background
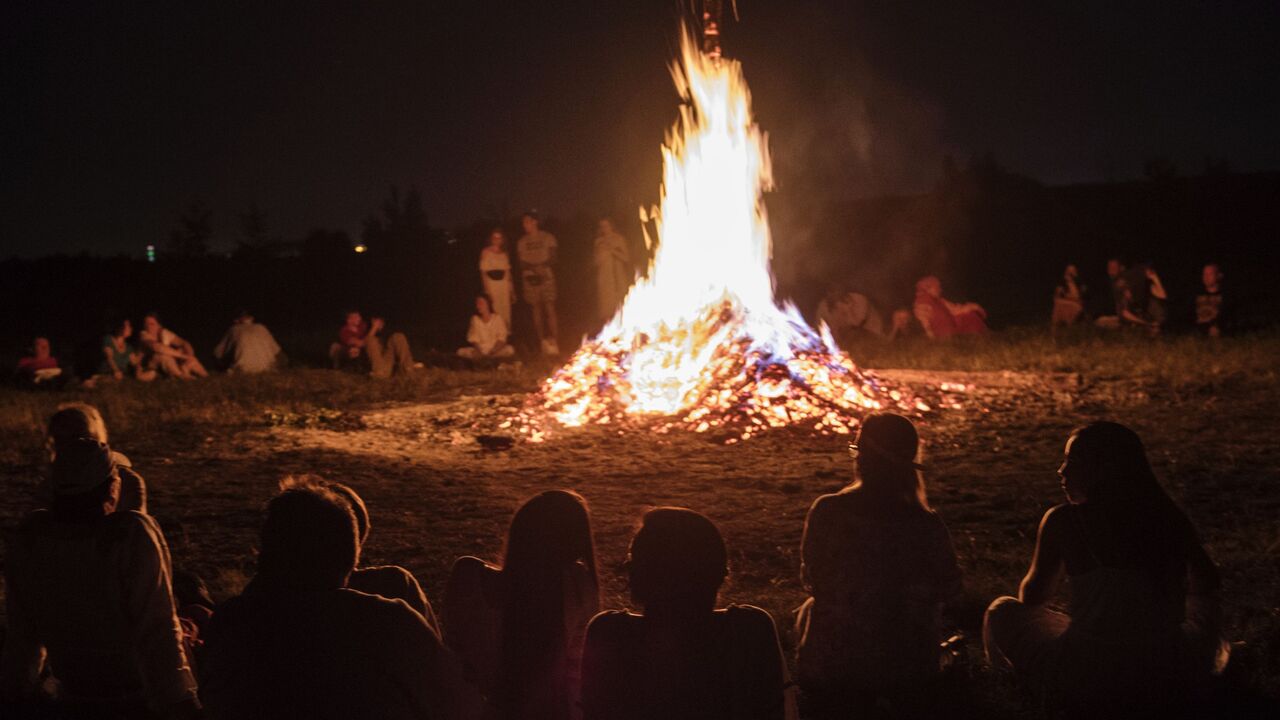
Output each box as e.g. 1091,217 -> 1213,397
816,286 -> 885,348
214,310 -> 283,373
984,422 -> 1228,716
1094,258 -> 1129,330
480,228 -> 515,328
1,439 -> 199,718
329,310 -> 369,370
328,311 -> 419,377
457,294 -> 515,361
517,211 -> 560,356
592,217 -> 631,324
1195,263 -> 1229,337
92,318 -> 156,385
1050,264 -> 1086,333
796,414 -> 960,716
580,507 -> 795,720
14,336 -> 66,389
446,490 -> 600,720
141,312 -> 209,379
912,276 -> 988,339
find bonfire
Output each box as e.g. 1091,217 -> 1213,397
513,28 -> 928,443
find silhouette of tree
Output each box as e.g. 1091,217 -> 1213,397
361,185 -> 437,257
166,201 -> 213,257
237,203 -> 270,255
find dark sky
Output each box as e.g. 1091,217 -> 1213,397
4,1 -> 1278,257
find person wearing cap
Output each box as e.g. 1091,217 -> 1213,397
516,211 -> 560,356
1,438 -> 200,718
44,402 -> 147,513
213,309 -> 284,373
795,413 -> 961,715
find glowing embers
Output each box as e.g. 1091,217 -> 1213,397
513,29 -> 926,442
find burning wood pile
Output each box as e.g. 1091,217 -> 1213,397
510,28 -> 933,443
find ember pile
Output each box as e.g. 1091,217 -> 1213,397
512,29 -> 932,443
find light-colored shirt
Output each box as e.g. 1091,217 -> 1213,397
466,314 -> 509,356
214,322 -> 282,373
517,231 -> 558,267
1,510 -> 197,708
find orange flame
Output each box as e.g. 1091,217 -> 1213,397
513,28 -> 926,442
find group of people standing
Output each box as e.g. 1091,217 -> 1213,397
462,212 -> 632,361
1,403 -> 1228,719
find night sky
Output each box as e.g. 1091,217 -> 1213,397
4,1 -> 1278,257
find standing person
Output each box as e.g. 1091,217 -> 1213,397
1195,263 -> 1229,337
517,211 -> 560,356
140,312 -> 209,379
796,414 -> 961,716
1050,264 -> 1086,332
457,294 -> 515,360
199,478 -> 479,720
0,439 -> 200,718
580,507 -> 795,720
984,422 -> 1228,715
592,218 -> 631,323
445,490 -> 600,720
479,229 -> 515,328
213,310 -> 284,373
93,318 -> 157,385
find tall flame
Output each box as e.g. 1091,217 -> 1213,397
514,29 -> 925,442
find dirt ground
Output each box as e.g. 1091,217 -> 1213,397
2,366 -> 1278,716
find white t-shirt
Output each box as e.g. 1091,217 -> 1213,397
466,314 -> 509,355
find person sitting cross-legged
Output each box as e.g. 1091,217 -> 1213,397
140,312 -> 209,379
795,413 -> 961,716
984,422 -> 1229,716
457,294 -> 515,361
199,477 -> 480,720
0,438 -> 200,719
213,310 -> 284,373
327,480 -> 441,637
580,507 -> 796,720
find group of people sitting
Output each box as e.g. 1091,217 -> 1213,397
14,311 -> 284,390
817,275 -> 990,347
1,405 -> 1229,718
1054,259 -> 1231,337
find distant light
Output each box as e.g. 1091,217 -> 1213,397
145,244 -> 156,263
353,244 -> 368,254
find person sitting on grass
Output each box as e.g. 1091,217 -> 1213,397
329,310 -> 421,377
816,286 -> 885,347
984,422 -> 1228,716
327,480 -> 441,636
795,413 -> 961,717
912,276 -> 988,339
580,507 -> 796,720
445,489 -> 600,720
213,310 -> 284,373
457,294 -> 515,361
14,336 -> 68,389
0,438 -> 200,719
91,318 -> 156,385
199,478 -> 479,720
1050,264 -> 1086,332
45,402 -> 146,513
1195,263 -> 1230,337
141,312 -> 209,379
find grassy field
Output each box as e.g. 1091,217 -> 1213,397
1,329 -> 1277,717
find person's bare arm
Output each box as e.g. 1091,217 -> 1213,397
1147,270 -> 1168,300
103,344 -> 124,378
913,303 -> 936,339
1018,506 -> 1066,606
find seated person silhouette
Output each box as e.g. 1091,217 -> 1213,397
580,507 -> 795,720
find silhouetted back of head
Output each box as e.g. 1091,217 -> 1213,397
854,413 -> 928,510
47,403 -> 109,456
257,479 -> 358,591
504,489 -> 595,575
49,438 -> 119,519
628,507 -> 727,613
326,481 -> 371,546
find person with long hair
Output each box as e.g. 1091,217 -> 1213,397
92,318 -> 156,385
795,413 -> 961,715
984,421 -> 1228,713
480,229 -> 515,328
580,507 -> 795,720
444,490 -> 600,720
